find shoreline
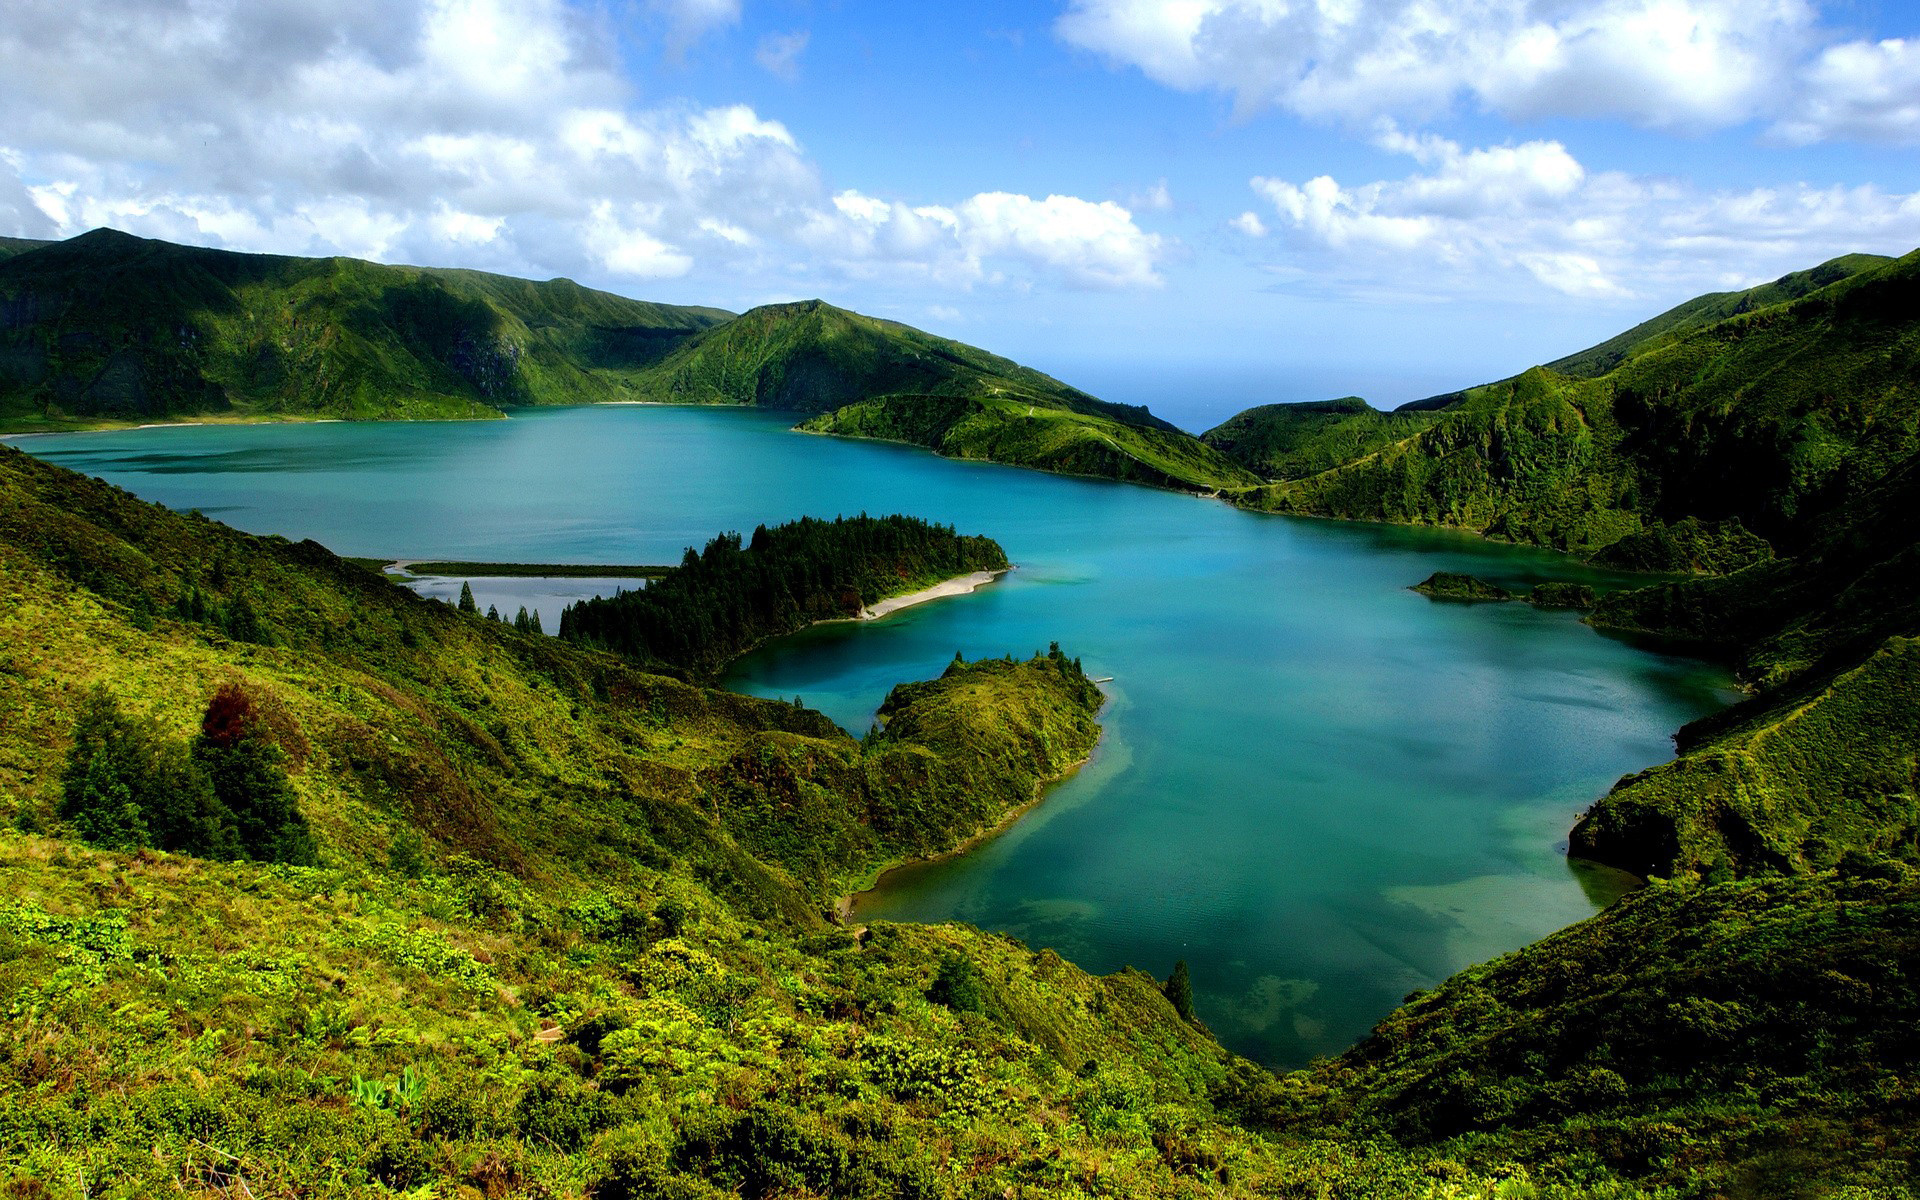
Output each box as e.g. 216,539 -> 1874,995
0,412 -> 500,440
836,738 -> 1100,923
859,568 -> 1008,620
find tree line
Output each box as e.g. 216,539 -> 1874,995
557,514 -> 1008,676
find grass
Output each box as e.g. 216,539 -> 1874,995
801,392 -> 1260,494
0,229 -> 732,427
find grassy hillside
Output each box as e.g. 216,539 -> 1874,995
1201,397 -> 1439,480
626,299 -> 1257,492
1544,253 -> 1894,379
1277,866 -> 1920,1197
0,235 -> 53,261
1232,248 -> 1920,571
4,402 -> 1919,1195
800,392 -> 1260,493
0,229 -> 731,430
626,299 -> 1170,429
1395,253 -> 1892,413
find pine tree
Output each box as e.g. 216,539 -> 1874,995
193,683 -> 317,865
1166,960 -> 1195,1024
528,608 -> 543,635
60,687 -> 231,857
458,581 -> 477,614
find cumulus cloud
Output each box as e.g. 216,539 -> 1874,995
1774,38 -> 1920,145
802,189 -> 1165,289
0,0 -> 1159,294
1247,127 -> 1920,298
1056,0 -> 1920,142
755,31 -> 810,81
1230,211 -> 1267,237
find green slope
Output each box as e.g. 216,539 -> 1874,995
5,394 -> 1919,1195
1201,396 -> 1440,480
1545,253 -> 1894,379
1276,866 -> 1920,1197
0,235 -> 53,262
1396,253 -> 1892,412
627,298 -> 1170,428
0,229 -> 732,429
799,392 -> 1260,492
625,298 -> 1257,492
1234,248 -> 1920,568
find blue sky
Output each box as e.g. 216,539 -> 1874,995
3,1 -> 1918,428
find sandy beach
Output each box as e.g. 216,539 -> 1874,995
860,568 -> 1007,620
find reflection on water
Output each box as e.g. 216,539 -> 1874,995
16,406 -> 1739,1068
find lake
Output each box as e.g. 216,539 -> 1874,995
13,405 -> 1737,1067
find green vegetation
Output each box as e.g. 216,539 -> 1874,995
1229,250 -> 1920,573
6,240 -> 1920,1195
1543,253 -> 1894,379
800,392 -> 1259,493
1201,397 -> 1439,480
0,229 -> 731,429
1275,865 -> 1920,1198
1410,572 -> 1515,602
625,298 -> 1166,427
1527,581 -> 1597,609
558,514 -> 1010,677
0,235 -> 54,262
1573,638 -> 1920,878
618,296 -> 1251,492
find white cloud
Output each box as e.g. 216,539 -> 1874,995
0,0 -> 1153,296
1130,179 -> 1174,211
1230,210 -> 1267,237
804,189 -> 1167,290
1056,0 -> 1825,131
1775,38 -> 1920,145
1247,129 -> 1920,299
962,193 -> 1165,288
652,0 -> 741,53
755,31 -> 810,82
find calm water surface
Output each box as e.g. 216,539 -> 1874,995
14,406 -> 1737,1067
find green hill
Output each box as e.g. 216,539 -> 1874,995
1544,253 -> 1895,379
626,298 -> 1167,427
1395,253 -> 1892,412
0,229 -> 732,430
0,235 -> 53,262
625,298 -> 1257,492
1233,248 -> 1920,569
1201,396 -> 1440,479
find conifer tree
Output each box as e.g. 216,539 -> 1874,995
1166,960 -> 1195,1024
458,581 -> 478,613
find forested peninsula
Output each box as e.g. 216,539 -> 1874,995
556,514 -> 1010,679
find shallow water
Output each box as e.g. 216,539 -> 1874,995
15,406 -> 1737,1067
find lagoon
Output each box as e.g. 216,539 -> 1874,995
14,405 -> 1737,1067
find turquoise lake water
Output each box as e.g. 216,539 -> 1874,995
13,405 -> 1738,1067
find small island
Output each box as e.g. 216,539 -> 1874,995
1410,571 -> 1515,602
1412,573 -> 1600,610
